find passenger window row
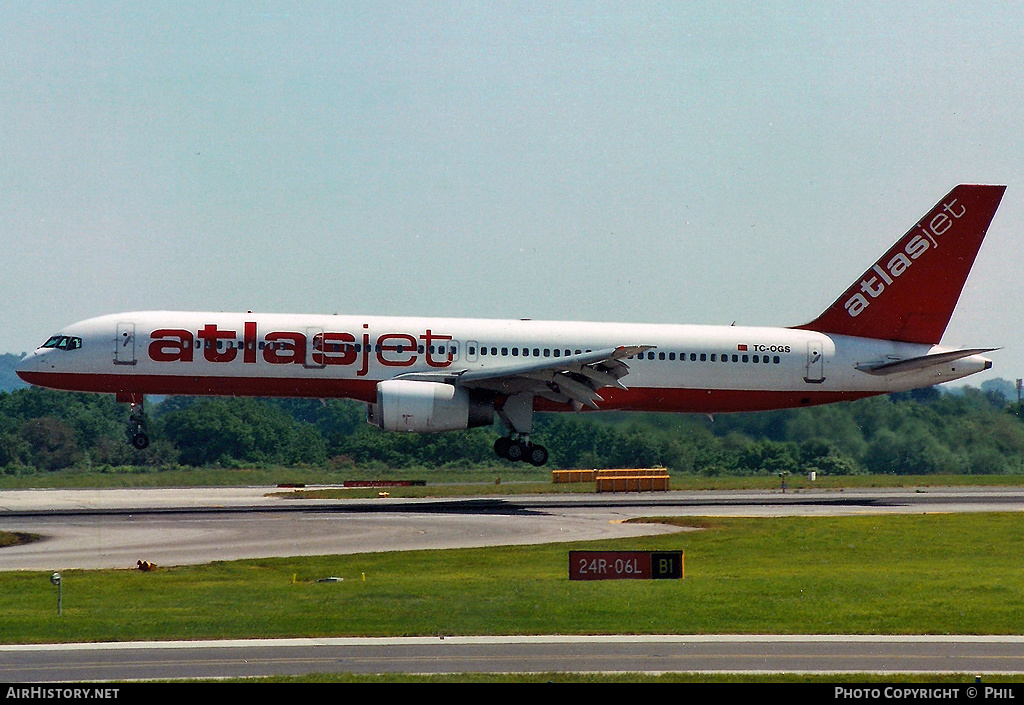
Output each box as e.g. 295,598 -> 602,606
174,338 -> 785,365
631,351 -> 782,365
190,340 -> 461,356
469,346 -> 586,358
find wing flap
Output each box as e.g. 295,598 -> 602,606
396,345 -> 653,408
456,345 -> 649,384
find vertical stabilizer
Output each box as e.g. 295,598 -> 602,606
795,184 -> 1005,344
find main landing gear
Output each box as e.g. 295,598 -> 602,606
494,435 -> 549,466
493,392 -> 548,466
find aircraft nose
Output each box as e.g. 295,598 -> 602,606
15,350 -> 46,385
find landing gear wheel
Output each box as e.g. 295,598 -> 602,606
504,440 -> 525,462
494,436 -> 548,466
131,433 -> 150,450
494,437 -> 512,459
525,444 -> 548,467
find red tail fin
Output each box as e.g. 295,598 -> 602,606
795,184 -> 1005,344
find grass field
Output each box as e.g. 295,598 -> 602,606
6,465 -> 1024,491
2,511 -> 1024,645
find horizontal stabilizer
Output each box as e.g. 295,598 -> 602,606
855,348 -> 996,376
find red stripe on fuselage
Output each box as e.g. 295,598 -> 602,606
16,371 -> 381,404
17,371 -> 879,413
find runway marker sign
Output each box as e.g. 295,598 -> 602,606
569,551 -> 684,581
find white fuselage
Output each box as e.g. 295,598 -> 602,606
16,311 -> 991,413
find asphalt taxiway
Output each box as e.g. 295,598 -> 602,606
1,484 -> 1022,571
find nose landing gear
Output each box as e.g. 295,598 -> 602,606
118,393 -> 149,450
128,402 -> 149,449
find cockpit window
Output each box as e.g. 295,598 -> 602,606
40,335 -> 82,351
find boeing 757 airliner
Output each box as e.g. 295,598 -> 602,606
16,185 -> 1006,465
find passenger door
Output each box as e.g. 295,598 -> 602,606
804,341 -> 824,383
114,322 -> 137,365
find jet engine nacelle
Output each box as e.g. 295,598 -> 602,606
369,380 -> 494,432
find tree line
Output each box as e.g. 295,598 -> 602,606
1,383 -> 1024,475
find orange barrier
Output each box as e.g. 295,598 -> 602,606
595,468 -> 667,479
554,468 -> 671,492
595,474 -> 670,493
552,469 -> 598,483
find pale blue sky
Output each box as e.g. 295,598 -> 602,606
2,2 -> 1022,384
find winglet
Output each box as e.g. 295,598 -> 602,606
795,185 -> 1006,345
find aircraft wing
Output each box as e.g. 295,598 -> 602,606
395,345 -> 653,409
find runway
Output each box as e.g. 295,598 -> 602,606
1,485 -> 1023,681
3,634 -> 1024,682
